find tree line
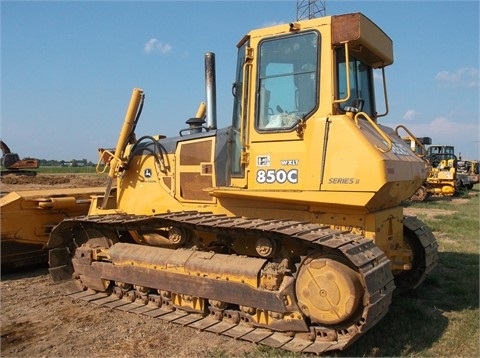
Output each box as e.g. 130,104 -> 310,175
36,158 -> 96,167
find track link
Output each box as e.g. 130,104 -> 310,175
399,215 -> 438,290
49,212 -> 396,354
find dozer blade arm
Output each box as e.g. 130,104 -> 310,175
100,88 -> 144,209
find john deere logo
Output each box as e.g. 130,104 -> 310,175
144,168 -> 152,178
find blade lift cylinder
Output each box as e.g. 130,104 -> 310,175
100,88 -> 145,209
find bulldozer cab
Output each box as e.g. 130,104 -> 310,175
427,145 -> 455,167
227,13 -> 403,204
92,12 -> 426,218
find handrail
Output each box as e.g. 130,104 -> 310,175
96,149 -> 116,174
376,67 -> 389,118
395,124 -> 428,157
355,111 -> 392,153
333,42 -> 351,105
240,47 -> 253,150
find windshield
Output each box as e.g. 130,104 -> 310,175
336,48 -> 375,117
427,146 -> 455,156
256,31 -> 319,131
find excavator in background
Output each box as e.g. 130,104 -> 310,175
0,139 -> 39,176
44,13 -> 438,354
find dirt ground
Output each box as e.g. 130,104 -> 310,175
0,174 -> 257,357
0,173 -> 109,194
0,174 -> 472,357
0,267 -> 258,358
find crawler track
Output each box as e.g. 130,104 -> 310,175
49,212 -> 398,354
397,215 -> 438,291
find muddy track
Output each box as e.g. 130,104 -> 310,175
49,212 -> 396,354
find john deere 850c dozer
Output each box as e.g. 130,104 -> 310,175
47,13 -> 438,353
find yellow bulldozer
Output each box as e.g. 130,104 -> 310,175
1,188 -> 107,269
457,158 -> 479,189
0,138 -> 107,269
397,131 -> 470,201
37,13 -> 438,354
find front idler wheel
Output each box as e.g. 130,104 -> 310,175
295,254 -> 364,325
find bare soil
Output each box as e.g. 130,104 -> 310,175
0,173 -> 109,194
1,268 -> 257,358
0,174 -> 257,357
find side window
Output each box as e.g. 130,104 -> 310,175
336,48 -> 375,117
257,32 -> 319,131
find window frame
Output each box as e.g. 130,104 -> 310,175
255,30 -> 321,133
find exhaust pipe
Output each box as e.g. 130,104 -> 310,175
205,52 -> 217,130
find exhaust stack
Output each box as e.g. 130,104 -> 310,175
205,52 -> 217,130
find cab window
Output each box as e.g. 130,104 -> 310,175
256,32 -> 319,131
336,48 -> 375,117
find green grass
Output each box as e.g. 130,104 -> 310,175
336,186 -> 480,357
409,189 -> 479,251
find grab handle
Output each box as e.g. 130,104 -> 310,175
355,112 -> 392,153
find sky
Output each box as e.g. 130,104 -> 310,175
1,0 -> 479,162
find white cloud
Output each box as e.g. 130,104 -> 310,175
261,20 -> 285,27
428,116 -> 458,134
144,38 -> 172,55
396,116 -> 479,157
403,109 -> 419,121
407,116 -> 463,137
435,67 -> 479,88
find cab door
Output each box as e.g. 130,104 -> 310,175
245,31 -> 321,191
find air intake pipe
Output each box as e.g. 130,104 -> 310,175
205,52 -> 217,130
